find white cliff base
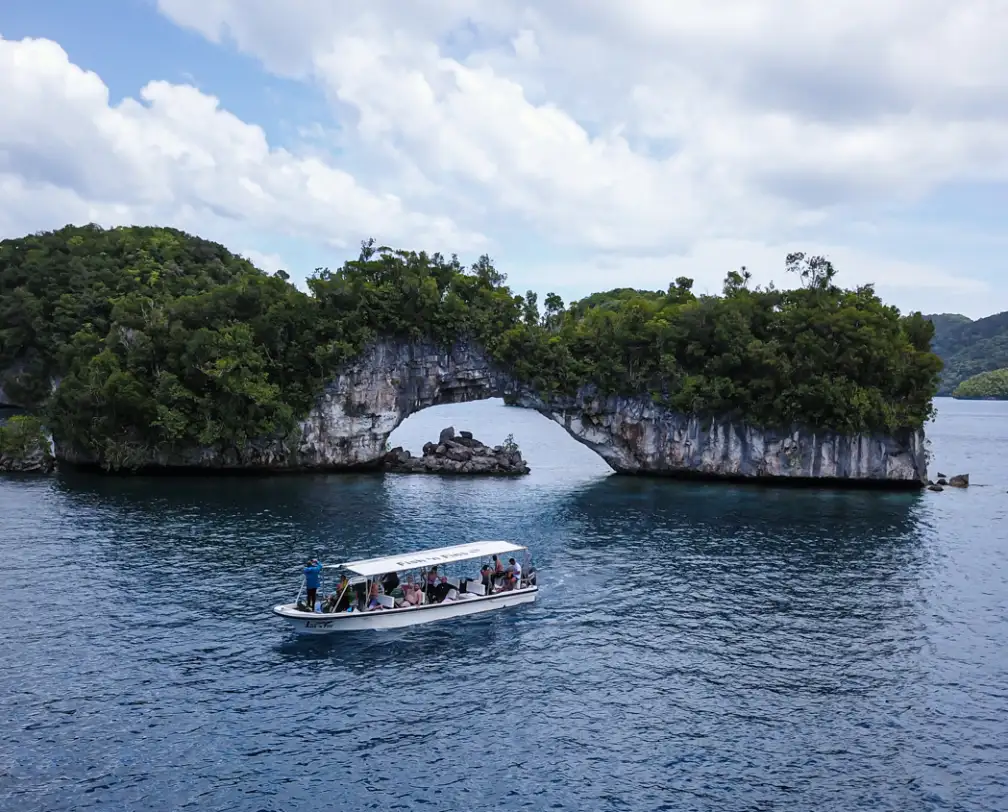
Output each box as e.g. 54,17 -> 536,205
516,390 -> 927,485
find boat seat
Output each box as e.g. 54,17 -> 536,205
376,594 -> 395,609
465,581 -> 486,596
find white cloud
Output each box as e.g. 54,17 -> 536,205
0,35 -> 484,261
516,238 -> 990,317
151,0 -> 1008,313
239,248 -> 287,274
155,0 -> 1008,212
4,0 -> 1008,317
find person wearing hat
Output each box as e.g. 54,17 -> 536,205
303,558 -> 323,610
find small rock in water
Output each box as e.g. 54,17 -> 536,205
928,484 -> 944,492
947,473 -> 969,488
937,472 -> 947,479
937,478 -> 948,486
382,428 -> 529,476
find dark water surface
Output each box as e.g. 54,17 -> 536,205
2,398 -> 1006,811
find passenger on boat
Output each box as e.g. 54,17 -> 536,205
366,582 -> 385,611
506,557 -> 522,590
429,575 -> 453,603
322,575 -> 352,612
424,566 -> 439,596
401,579 -> 423,607
303,558 -> 322,609
489,555 -> 507,592
480,564 -> 493,594
380,571 -> 399,594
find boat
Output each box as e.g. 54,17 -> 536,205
271,540 -> 538,634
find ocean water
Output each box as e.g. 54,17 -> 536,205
1,397 -> 1005,811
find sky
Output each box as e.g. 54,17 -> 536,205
1,0 -> 1007,318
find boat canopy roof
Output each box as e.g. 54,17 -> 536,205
335,540 -> 527,578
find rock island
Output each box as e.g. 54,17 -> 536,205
0,226 -> 943,487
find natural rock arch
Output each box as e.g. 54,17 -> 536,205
296,339 -> 521,467
290,339 -> 927,486
19,339 -> 928,485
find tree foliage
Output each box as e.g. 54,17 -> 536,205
951,368 -> 1008,400
0,224 -> 942,469
0,414 -> 52,463
493,272 -> 941,434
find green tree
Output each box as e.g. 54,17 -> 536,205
0,225 -> 942,470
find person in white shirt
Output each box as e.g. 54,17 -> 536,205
507,557 -> 522,589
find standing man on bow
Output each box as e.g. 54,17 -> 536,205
303,558 -> 323,610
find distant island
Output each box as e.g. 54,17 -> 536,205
1,225 -> 941,485
952,368 -> 1008,400
926,311 -> 1008,395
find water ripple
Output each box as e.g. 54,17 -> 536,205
1,400 -> 1007,811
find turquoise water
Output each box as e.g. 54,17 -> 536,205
1,397 -> 1005,811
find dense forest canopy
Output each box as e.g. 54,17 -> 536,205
951,368 -> 1008,400
0,225 -> 942,469
926,311 -> 1008,394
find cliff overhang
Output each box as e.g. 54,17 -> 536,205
514,387 -> 927,488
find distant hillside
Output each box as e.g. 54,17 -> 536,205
926,311 -> 1008,395
952,368 -> 1008,400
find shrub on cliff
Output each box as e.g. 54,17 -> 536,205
952,368 -> 1008,400
0,414 -> 53,471
0,225 -> 941,469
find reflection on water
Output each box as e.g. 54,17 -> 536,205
0,398 -> 1006,811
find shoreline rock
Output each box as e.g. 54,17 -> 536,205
512,386 -> 928,486
0,415 -> 55,474
0,449 -> 55,474
928,472 -> 969,492
382,426 -> 529,476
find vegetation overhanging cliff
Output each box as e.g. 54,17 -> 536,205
0,225 -> 942,474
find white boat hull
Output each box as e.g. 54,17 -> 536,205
272,586 -> 538,634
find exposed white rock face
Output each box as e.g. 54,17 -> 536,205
291,339 -> 515,468
516,388 -> 928,485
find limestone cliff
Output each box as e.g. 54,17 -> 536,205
37,340 -> 928,484
514,388 -> 927,485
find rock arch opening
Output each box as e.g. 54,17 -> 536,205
386,398 -> 615,476
299,338 -> 614,473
